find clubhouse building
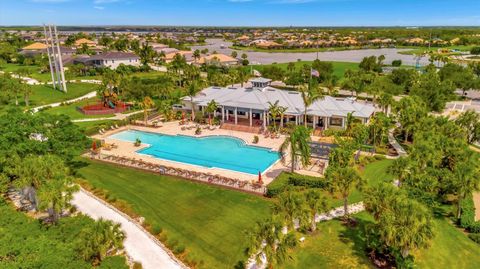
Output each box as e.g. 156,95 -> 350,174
181,78 -> 375,130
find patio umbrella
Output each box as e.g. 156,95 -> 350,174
91,141 -> 97,151
258,171 -> 262,184
182,111 -> 185,123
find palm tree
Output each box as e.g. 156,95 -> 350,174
267,100 -> 286,132
324,77 -> 338,96
378,92 -> 393,115
364,183 -> 434,258
305,190 -> 329,232
21,82 -> 32,107
13,155 -> 70,211
299,82 -> 324,127
245,217 -> 297,269
37,175 -> 78,223
273,190 -> 309,230
186,80 -> 202,121
140,96 -> 155,125
325,166 -> 364,221
139,43 -> 156,66
193,49 -> 201,63
452,160 -> 480,220
78,218 -> 125,264
205,99 -> 218,125
280,125 -> 312,172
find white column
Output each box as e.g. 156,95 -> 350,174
226,108 -> 229,121
280,114 -> 284,127
222,107 -> 225,122
263,112 -> 266,129
313,116 -> 317,128
295,116 -> 298,125
234,107 -> 238,125
266,113 -> 270,126
325,117 -> 329,129
249,108 -> 253,127
342,117 -> 345,128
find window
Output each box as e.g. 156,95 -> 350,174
330,117 -> 343,126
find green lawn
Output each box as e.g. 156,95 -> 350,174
77,160 -> 272,269
252,61 -> 359,80
281,212 -> 374,269
29,83 -> 96,107
74,119 -> 118,129
42,97 -> 115,120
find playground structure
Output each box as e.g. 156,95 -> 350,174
77,90 -> 131,115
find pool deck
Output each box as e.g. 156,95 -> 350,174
93,121 -> 289,185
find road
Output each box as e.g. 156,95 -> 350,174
72,189 -> 186,269
192,39 -> 429,66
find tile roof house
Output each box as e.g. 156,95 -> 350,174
74,51 -> 140,69
196,54 -> 239,66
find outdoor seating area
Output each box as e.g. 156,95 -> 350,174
91,153 -> 266,194
98,124 -> 121,134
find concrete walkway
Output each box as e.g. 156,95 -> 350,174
388,127 -> 407,158
31,90 -> 97,113
72,189 -> 187,269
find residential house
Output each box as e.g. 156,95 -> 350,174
74,51 -> 140,69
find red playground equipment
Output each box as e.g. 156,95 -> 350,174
78,90 -> 131,115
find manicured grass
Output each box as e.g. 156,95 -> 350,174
77,160 -> 272,269
74,119 -> 117,129
252,60 -> 359,80
281,212 -> 374,269
42,97 -> 115,120
414,217 -> 480,269
29,83 -> 96,107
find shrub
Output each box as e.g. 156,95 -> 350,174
133,261 -> 143,269
471,47 -> 480,55
252,135 -> 259,144
266,172 -> 326,197
468,233 -> 480,244
172,244 -> 186,255
460,194 -> 476,229
391,59 -> 402,67
151,223 -> 163,235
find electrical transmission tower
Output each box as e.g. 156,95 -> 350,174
43,24 -> 67,92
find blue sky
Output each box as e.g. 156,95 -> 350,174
1,0 -> 479,26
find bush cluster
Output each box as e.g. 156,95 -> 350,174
266,172 -> 327,197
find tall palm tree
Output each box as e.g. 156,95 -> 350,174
305,189 -> 329,232
140,96 -> 155,125
280,125 -> 312,172
205,99 -> 218,125
325,166 -> 363,221
299,82 -> 324,127
21,82 -> 32,107
452,160 -> 480,220
193,49 -> 201,63
186,80 -> 202,121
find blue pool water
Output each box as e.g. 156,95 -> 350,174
109,130 -> 280,175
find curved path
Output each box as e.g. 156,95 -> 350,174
72,189 -> 187,269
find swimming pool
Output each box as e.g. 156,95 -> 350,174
108,130 -> 280,175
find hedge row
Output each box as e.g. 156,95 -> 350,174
266,172 -> 327,197
460,194 -> 480,233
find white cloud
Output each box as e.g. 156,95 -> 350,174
94,6 -> 105,9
